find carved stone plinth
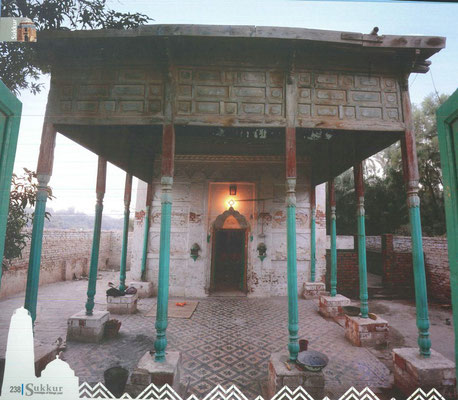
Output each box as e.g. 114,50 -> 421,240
318,294 -> 350,318
128,281 -> 155,298
126,351 -> 182,397
267,352 -> 324,399
303,282 -> 326,299
67,310 -> 109,343
345,314 -> 389,347
107,293 -> 138,314
393,348 -> 456,399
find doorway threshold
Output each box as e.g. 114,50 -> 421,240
209,290 -> 247,298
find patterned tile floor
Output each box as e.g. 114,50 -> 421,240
0,272 -> 392,399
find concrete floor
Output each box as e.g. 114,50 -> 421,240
0,271 -> 454,399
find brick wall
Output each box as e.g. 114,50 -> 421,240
0,230 -> 132,299
326,249 -> 359,298
391,236 -> 450,303
366,235 -> 450,303
326,234 -> 450,303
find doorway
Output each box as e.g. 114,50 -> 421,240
210,207 -> 249,294
212,229 -> 246,292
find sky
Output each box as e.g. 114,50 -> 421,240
12,0 -> 458,218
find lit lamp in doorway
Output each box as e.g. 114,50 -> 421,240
226,184 -> 237,209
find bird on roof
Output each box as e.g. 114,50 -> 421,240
370,27 -> 379,36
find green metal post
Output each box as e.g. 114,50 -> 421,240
141,183 -> 153,282
119,173 -> 132,292
24,175 -> 50,323
154,176 -> 173,362
85,157 -> 106,316
24,122 -> 56,323
400,78 -> 431,357
310,186 -> 316,282
141,205 -> 151,281
154,122 -> 175,362
354,163 -> 369,318
329,180 -> 337,297
408,198 -> 431,357
286,179 -> 299,361
285,123 -> 299,362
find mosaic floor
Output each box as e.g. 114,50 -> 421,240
0,272 -> 392,399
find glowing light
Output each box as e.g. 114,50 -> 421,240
226,197 -> 237,209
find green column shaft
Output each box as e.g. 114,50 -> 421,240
286,178 -> 299,361
330,206 -> 337,297
357,202 -> 369,318
119,206 -> 130,292
24,177 -> 50,323
310,206 -> 316,282
154,177 -> 173,362
140,205 -> 150,282
85,197 -> 104,316
409,196 -> 431,357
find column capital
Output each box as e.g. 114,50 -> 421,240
286,177 -> 296,207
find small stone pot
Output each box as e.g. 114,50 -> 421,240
299,339 -> 309,352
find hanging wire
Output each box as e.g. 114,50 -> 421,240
409,73 -> 418,88
429,69 -> 443,105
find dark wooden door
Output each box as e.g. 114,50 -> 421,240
213,229 -> 245,291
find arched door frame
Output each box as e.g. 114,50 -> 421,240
210,207 -> 250,293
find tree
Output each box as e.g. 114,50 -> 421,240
0,0 -> 151,94
2,168 -> 53,268
334,93 -> 448,236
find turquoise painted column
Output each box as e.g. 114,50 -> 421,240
24,122 -> 56,323
85,157 -> 107,316
119,173 -> 132,292
400,77 -> 431,357
154,123 -> 175,362
328,180 -> 337,297
310,185 -> 316,282
141,183 -> 153,281
285,126 -> 299,361
354,163 -> 369,318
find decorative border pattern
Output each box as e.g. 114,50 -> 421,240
79,383 -> 446,400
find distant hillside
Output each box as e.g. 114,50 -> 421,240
43,207 -> 124,230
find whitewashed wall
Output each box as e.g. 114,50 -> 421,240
132,156 -> 326,298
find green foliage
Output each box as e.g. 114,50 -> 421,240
0,0 -> 151,94
2,168 -> 53,268
334,93 -> 448,236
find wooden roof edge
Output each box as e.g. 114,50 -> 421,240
37,24 -> 446,51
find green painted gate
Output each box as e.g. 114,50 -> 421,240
436,89 -> 458,381
0,81 -> 22,287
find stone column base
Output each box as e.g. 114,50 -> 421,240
267,352 -> 324,399
67,310 -> 109,343
128,281 -> 155,298
345,314 -> 388,347
393,348 -> 456,399
318,294 -> 350,318
126,351 -> 182,397
303,282 -> 327,299
107,293 -> 138,314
